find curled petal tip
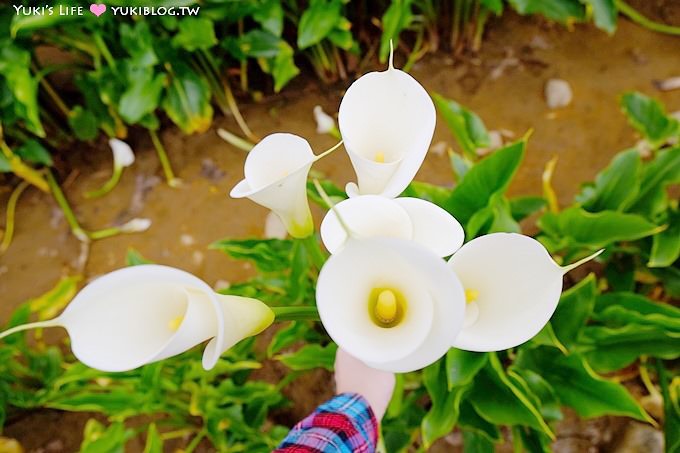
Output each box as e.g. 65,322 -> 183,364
561,249 -> 605,274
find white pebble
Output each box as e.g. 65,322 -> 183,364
545,78 -> 573,109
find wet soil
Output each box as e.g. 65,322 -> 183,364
1,10 -> 679,453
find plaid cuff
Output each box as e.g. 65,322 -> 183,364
274,392 -> 378,453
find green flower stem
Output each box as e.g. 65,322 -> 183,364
88,226 -> 125,240
84,165 -> 123,199
0,181 -> 29,254
616,1 -> 680,35
302,235 -> 328,271
33,62 -> 71,118
45,169 -> 89,242
148,129 -> 180,188
271,306 -> 320,322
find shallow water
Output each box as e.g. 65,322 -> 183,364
0,11 -> 679,452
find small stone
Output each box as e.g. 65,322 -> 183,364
477,130 -> 504,156
545,78 -> 573,109
180,234 -> 195,246
264,212 -> 287,239
653,76 -> 680,92
46,439 -> 64,452
613,422 -> 663,453
192,250 -> 204,266
430,141 -> 448,157
214,279 -> 231,291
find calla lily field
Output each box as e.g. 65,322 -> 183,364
1,1 -> 680,452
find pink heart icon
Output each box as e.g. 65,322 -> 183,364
89,4 -> 106,17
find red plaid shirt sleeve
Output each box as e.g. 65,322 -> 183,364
273,392 -> 378,453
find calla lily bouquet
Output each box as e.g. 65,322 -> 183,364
0,48 -> 602,376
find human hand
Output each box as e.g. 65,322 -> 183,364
334,348 -> 396,421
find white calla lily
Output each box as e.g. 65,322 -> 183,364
0,265 -> 274,372
338,52 -> 436,198
448,233 -> 603,351
86,139 -> 136,198
110,138 -> 135,168
320,195 -> 464,257
231,133 -> 341,238
316,238 -> 465,373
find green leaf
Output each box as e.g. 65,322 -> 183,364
551,274 -> 597,350
469,354 -> 553,438
422,359 -> 468,448
80,420 -> 133,453
649,209 -> 680,267
238,30 -> 282,59
275,343 -> 336,371
583,324 -> 680,372
576,149 -> 641,212
119,66 -> 166,124
15,139 -> 52,166
446,349 -> 488,388
68,106 -> 100,141
584,0 -> 617,33
162,62 -> 213,134
0,40 -> 44,137
509,368 -> 562,421
433,93 -> 490,157
627,146 -> 680,219
401,181 -> 452,207
28,275 -> 80,321
210,238 -> 294,273
267,321 -> 309,357
481,0 -> 504,15
120,22 -> 158,67
125,248 -> 153,266
462,429 -> 496,452
253,0 -> 284,37
517,348 -> 654,423
538,206 -> 662,249
379,0 -> 414,62
172,17 -> 217,51
594,292 -> 680,331
508,0 -> 586,23
259,41 -> 300,92
528,321 -> 568,354
143,423 -> 162,453
620,92 -> 679,146
444,140 -> 525,225
659,362 -> 680,453
297,0 -> 342,49
458,401 -> 502,443
510,195 -> 546,221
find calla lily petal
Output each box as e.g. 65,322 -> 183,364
316,238 -> 465,372
0,265 -> 274,372
393,197 -> 464,257
110,138 -> 135,168
319,195 -> 413,254
319,195 -> 463,257
338,64 -> 436,198
448,233 -> 602,352
231,133 -> 315,238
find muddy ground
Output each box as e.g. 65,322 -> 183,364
1,8 -> 679,453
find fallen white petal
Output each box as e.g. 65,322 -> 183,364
448,233 -> 601,351
544,78 -> 573,109
316,238 -> 465,372
313,105 -> 336,135
339,65 -> 436,198
231,133 -> 315,238
120,218 -> 151,233
109,138 -> 135,168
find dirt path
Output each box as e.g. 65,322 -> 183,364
0,11 -> 678,452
